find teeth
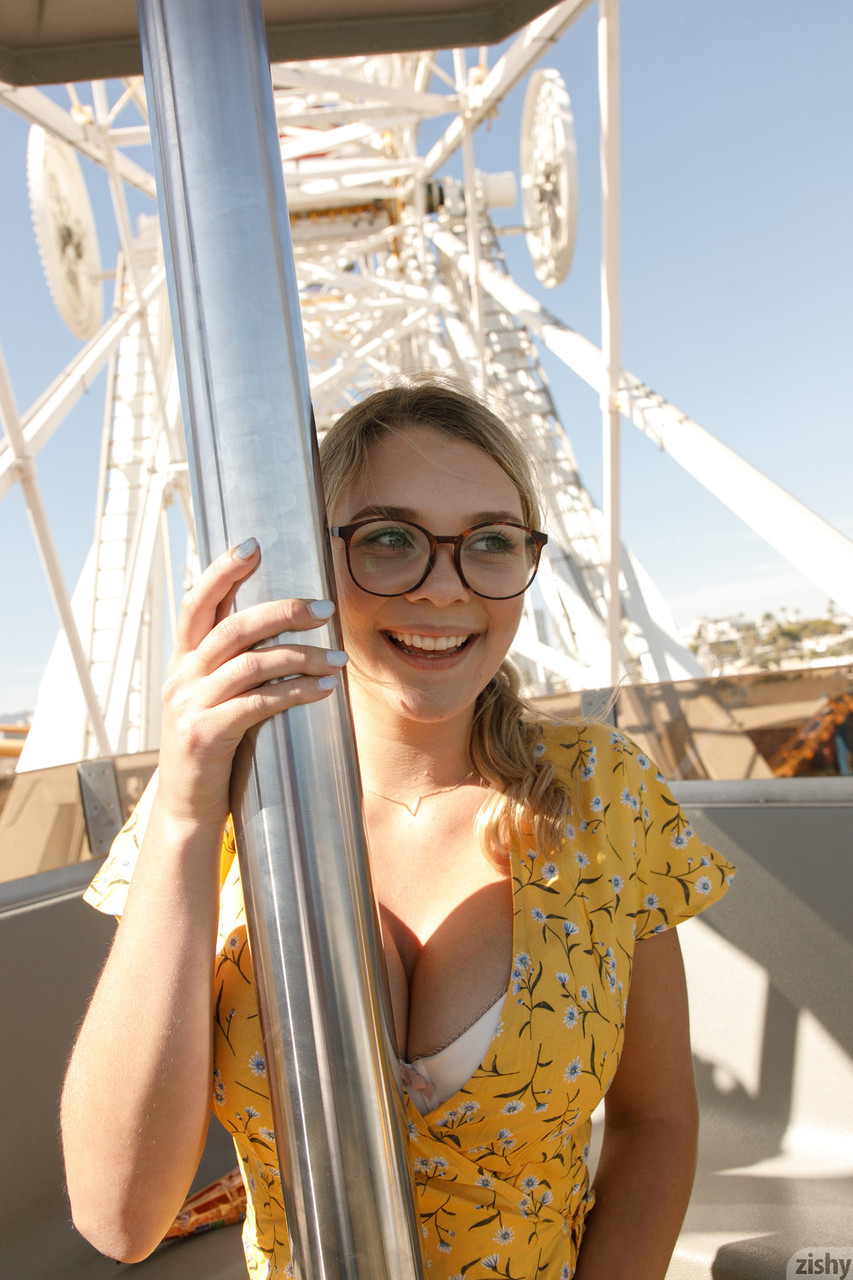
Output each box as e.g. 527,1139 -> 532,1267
389,632 -> 468,651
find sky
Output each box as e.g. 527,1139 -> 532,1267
0,0 -> 851,716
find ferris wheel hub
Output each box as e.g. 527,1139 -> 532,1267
520,68 -> 579,289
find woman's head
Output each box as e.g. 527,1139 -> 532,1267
319,378 -> 544,730
318,378 -> 571,862
319,377 -> 542,532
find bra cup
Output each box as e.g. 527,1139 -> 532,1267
403,995 -> 505,1115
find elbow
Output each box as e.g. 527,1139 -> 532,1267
646,1084 -> 700,1169
69,1215 -> 155,1265
652,1091 -> 701,1186
603,1085 -> 700,1180
676,1076 -> 701,1162
63,1145 -> 177,1264
67,1191 -> 168,1264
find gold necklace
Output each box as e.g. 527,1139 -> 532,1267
364,772 -> 481,817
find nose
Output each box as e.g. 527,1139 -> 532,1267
405,543 -> 470,605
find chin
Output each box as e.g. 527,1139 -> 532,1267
351,671 -> 474,726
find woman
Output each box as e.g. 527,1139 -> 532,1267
62,381 -> 734,1279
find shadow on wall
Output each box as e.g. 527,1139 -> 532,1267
672,777 -> 853,1280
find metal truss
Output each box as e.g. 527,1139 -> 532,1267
2,5 -> 849,770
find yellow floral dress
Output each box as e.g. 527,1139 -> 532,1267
85,722 -> 735,1280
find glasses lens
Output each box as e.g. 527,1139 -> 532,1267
460,524 -> 539,598
347,520 -> 431,594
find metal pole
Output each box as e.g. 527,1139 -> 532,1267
135,3 -> 424,1277
599,0 -> 621,687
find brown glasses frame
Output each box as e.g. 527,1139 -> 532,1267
330,518 -> 548,599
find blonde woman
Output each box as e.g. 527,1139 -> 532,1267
62,381 -> 734,1279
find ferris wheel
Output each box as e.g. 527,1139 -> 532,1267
1,9 -> 851,1277
1,1 -> 851,772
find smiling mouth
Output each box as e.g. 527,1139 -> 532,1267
385,630 -> 474,656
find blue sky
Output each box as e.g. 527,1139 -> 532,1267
0,0 -> 851,715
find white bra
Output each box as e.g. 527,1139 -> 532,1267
401,995 -> 505,1116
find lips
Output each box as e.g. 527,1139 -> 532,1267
385,630 -> 473,655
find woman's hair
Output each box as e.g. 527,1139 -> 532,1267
319,376 -> 573,863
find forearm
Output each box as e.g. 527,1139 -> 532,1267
574,1108 -> 698,1280
61,550 -> 345,1259
61,803 -> 223,1262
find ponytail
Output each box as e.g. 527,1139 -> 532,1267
470,661 -> 574,865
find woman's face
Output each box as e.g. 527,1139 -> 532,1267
330,425 -> 528,731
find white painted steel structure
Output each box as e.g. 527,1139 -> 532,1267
1,0 -> 852,771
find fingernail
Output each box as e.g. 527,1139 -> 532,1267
233,537 -> 259,560
317,675 -> 338,691
309,599 -> 335,619
325,650 -> 348,667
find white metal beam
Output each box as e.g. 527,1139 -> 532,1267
427,224 -> 853,615
0,83 -> 157,200
0,267 -> 166,500
0,343 -> 112,755
423,0 -> 595,177
271,63 -> 455,116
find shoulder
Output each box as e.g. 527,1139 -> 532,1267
533,720 -> 736,924
535,719 -> 652,781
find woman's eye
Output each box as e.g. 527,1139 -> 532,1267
359,524 -> 416,551
468,528 -> 519,556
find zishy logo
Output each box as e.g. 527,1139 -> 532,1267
787,1250 -> 853,1279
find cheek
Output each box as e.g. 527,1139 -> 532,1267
333,579 -> 374,655
490,598 -> 524,640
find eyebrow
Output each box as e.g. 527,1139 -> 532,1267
347,504 -> 525,526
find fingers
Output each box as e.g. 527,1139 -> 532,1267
200,641 -> 348,709
164,538 -> 347,749
176,539 -> 261,655
190,597 -> 335,682
158,543 -> 347,832
160,643 -> 348,795
176,540 -> 335,665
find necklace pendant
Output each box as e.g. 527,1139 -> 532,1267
364,772 -> 479,816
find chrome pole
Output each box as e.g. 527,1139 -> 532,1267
135,3 -> 423,1277
599,0 -> 622,688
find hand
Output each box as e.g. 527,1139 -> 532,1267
155,538 -> 346,832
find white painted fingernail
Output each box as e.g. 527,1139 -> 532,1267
233,536 -> 259,560
317,675 -> 338,690
325,650 -> 348,667
309,599 -> 335,619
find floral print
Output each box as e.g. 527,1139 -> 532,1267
85,721 -> 735,1279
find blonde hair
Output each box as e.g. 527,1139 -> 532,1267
319,376 -> 573,864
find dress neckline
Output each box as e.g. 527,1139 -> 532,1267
403,844 -> 522,1116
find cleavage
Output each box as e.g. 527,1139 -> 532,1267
380,877 -> 513,1062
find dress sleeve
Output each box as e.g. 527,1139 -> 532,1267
609,731 -> 736,940
82,770 -> 160,916
83,773 -> 240,917
543,722 -> 736,942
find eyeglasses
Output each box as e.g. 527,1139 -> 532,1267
330,518 -> 547,599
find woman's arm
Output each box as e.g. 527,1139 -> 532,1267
60,806 -> 224,1262
61,542 -> 345,1262
573,928 -> 699,1280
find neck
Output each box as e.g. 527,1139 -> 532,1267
348,679 -> 475,795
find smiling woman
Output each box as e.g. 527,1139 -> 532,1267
61,377 -> 735,1280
